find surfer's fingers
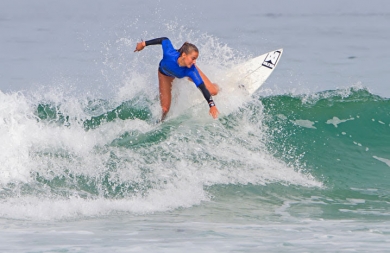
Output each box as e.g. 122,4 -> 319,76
209,106 -> 219,119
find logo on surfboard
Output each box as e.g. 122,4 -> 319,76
262,50 -> 281,69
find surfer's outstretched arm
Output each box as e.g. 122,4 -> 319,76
195,66 -> 219,96
134,37 -> 168,52
189,67 -> 219,119
197,83 -> 219,119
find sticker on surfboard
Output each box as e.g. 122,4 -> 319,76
262,50 -> 281,69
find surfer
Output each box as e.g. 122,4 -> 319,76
134,37 -> 219,121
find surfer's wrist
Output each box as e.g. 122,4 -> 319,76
208,100 -> 215,108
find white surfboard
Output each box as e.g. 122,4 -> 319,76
225,48 -> 283,95
167,48 -> 284,120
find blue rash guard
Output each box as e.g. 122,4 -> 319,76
145,37 -> 215,108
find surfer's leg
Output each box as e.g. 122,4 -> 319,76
195,66 -> 219,96
158,70 -> 175,121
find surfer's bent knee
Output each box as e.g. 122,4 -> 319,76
161,106 -> 170,113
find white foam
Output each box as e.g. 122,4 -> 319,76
0,180 -> 208,220
346,198 -> 366,204
326,116 -> 354,128
373,156 -> 390,167
0,96 -> 322,220
290,119 -> 316,129
277,114 -> 287,120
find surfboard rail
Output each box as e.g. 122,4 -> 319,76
235,48 -> 283,95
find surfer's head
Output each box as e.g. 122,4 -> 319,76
178,42 -> 199,68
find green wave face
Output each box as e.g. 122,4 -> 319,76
261,88 -> 390,189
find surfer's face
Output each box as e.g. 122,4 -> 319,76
181,51 -> 198,68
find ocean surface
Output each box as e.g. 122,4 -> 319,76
1,0 -> 390,252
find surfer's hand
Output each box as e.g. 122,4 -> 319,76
134,41 -> 146,52
209,106 -> 219,119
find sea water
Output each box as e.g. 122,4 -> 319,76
1,0 -> 390,252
